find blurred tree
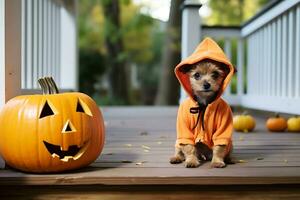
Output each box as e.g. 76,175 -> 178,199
205,0 -> 270,25
101,0 -> 130,103
79,0 -> 155,104
155,0 -> 183,105
79,48 -> 106,96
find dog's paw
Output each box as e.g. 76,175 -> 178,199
185,159 -> 200,168
211,161 -> 226,168
170,156 -> 184,164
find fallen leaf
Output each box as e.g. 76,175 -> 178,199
140,131 -> 148,136
255,157 -> 264,160
125,144 -> 132,147
144,149 -> 150,153
239,136 -> 244,141
121,160 -> 133,163
284,159 -> 288,163
135,161 -> 147,165
141,145 -> 151,150
238,159 -> 248,163
157,141 -> 162,145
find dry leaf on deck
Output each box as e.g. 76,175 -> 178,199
255,157 -> 264,160
157,141 -> 162,145
125,144 -> 132,147
135,161 -> 147,165
121,160 -> 133,163
144,149 -> 150,153
239,136 -> 244,141
237,159 -> 248,163
141,145 -> 151,150
140,131 -> 148,136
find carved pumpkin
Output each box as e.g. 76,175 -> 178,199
266,114 -> 287,132
287,117 -> 300,132
0,77 -> 105,173
233,114 -> 256,132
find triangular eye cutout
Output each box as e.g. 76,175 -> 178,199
76,98 -> 93,116
39,101 -> 55,119
65,124 -> 72,132
76,101 -> 85,113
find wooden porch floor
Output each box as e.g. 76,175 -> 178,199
1,106 -> 300,186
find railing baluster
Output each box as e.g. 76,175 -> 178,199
288,10 -> 294,98
271,22 -> 276,96
33,0 -> 38,88
21,0 -> 26,88
38,0 -> 43,81
237,38 -> 244,96
296,5 -> 300,98
281,14 -> 288,97
26,0 -> 33,88
224,39 -> 232,96
276,17 -> 282,97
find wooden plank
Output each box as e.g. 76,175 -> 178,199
0,167 -> 300,185
1,185 -> 300,200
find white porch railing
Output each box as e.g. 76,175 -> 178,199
0,0 -> 77,103
181,0 -> 300,115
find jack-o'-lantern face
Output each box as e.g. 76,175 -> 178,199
40,98 -> 93,162
0,77 -> 105,173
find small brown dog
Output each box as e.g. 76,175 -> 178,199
170,59 -> 231,168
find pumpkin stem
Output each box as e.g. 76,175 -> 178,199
37,77 -> 59,94
275,113 -> 280,118
44,77 -> 59,94
38,77 -> 50,94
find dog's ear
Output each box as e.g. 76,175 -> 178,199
179,65 -> 195,74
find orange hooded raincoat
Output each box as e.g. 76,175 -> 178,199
174,37 -> 234,154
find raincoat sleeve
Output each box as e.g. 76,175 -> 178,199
175,100 -> 195,146
212,101 -> 233,146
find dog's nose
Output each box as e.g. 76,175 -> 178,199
203,82 -> 211,90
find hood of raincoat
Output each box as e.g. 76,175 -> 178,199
174,37 -> 235,102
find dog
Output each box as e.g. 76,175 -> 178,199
170,59 -> 232,168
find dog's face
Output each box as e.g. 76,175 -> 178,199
186,60 -> 228,104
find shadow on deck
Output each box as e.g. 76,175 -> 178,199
1,107 -> 300,199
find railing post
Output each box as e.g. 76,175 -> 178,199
60,0 -> 78,90
0,0 -> 22,168
237,38 -> 244,96
0,0 -> 22,105
179,0 -> 202,103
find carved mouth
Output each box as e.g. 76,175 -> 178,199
43,141 -> 89,162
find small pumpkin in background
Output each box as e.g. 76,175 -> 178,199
287,116 -> 300,132
233,113 -> 256,133
0,77 -> 105,173
266,113 -> 287,132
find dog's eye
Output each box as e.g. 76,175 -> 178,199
212,71 -> 220,79
193,72 -> 201,80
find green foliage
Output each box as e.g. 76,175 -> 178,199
204,0 -> 270,25
79,48 -> 106,96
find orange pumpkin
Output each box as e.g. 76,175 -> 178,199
0,77 -> 105,173
266,114 -> 287,132
233,114 -> 256,132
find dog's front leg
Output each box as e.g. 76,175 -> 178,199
170,146 -> 185,164
211,145 -> 226,168
182,144 -> 200,168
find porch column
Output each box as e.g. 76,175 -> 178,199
0,0 -> 22,168
179,0 -> 202,103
